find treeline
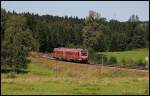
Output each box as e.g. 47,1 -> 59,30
1,8 -> 149,71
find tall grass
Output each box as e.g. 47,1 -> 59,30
1,52 -> 149,95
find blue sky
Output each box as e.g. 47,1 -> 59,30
1,1 -> 149,21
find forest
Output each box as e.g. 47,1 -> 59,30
1,8 -> 149,71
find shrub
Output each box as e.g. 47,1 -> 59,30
135,60 -> 146,67
121,59 -> 147,67
125,59 -> 135,67
108,56 -> 117,64
6,72 -> 16,78
88,48 -> 95,63
103,56 -> 108,64
95,54 -> 101,64
95,54 -> 108,64
121,58 -> 127,66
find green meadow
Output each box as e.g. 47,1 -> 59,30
1,54 -> 149,95
99,48 -> 149,63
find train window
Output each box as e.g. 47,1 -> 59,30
81,49 -> 87,56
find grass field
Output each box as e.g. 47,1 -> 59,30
1,53 -> 149,95
95,48 -> 149,65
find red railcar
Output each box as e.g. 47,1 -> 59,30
53,48 -> 89,63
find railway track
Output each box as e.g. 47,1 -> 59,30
37,52 -> 149,73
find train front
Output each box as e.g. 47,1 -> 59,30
80,49 -> 89,63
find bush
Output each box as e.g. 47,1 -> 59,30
1,40 -> 29,72
6,72 -> 16,78
103,55 -> 108,64
95,54 -> 108,64
121,58 -> 127,66
121,58 -> 146,67
108,56 -> 117,64
135,60 -> 146,67
88,48 -> 95,63
127,59 -> 136,67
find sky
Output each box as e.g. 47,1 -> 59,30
1,1 -> 149,21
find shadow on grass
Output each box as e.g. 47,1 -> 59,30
1,69 -> 29,74
55,58 -> 88,64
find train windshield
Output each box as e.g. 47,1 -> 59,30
81,49 -> 87,56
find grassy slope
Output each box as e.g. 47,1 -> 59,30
1,54 -> 149,95
98,48 -> 149,63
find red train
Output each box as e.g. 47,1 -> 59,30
53,48 -> 89,63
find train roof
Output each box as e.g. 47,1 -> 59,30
53,48 -> 87,52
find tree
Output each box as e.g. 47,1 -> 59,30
132,22 -> 149,48
1,8 -> 149,68
128,14 -> 140,22
83,10 -> 109,51
1,15 -> 38,72
1,8 -> 7,40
